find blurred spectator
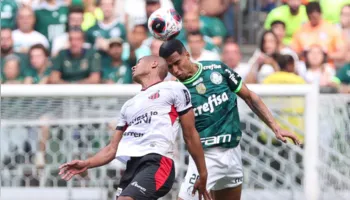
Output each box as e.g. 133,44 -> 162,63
123,0 -> 173,31
291,2 -> 346,65
51,7 -> 91,57
1,29 -> 29,77
177,11 -> 226,47
198,0 -> 232,17
34,0 -> 69,43
246,31 -> 280,83
304,45 -> 339,88
270,20 -> 306,77
102,38 -> 132,84
319,0 -> 350,24
24,44 -> 52,84
187,31 -> 220,62
339,4 -> 350,63
150,39 -> 163,56
13,6 -> 49,54
86,0 -> 126,53
50,27 -> 101,84
263,54 -> 305,84
122,23 -> 151,65
0,0 -> 19,29
82,0 -> 103,31
2,55 -> 23,84
264,0 -> 308,45
222,41 -> 250,79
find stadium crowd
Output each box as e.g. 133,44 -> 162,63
1,0 -> 349,93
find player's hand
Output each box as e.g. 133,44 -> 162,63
59,160 -> 89,181
275,128 -> 301,146
192,175 -> 211,200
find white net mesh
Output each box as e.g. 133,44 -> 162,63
1,85 -> 349,200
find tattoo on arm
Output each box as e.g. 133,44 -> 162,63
247,92 -> 277,131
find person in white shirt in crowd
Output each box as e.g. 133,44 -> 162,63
12,6 -> 49,54
187,31 -> 220,62
304,44 -> 339,88
221,40 -> 250,80
51,6 -> 90,57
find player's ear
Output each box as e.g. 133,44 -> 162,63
185,51 -> 190,59
151,61 -> 158,69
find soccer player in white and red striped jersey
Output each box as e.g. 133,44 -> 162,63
58,55 -> 211,200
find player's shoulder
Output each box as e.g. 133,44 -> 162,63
157,81 -> 186,90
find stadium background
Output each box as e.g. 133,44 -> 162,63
0,0 -> 350,199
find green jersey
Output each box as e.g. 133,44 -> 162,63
86,20 -> 127,45
24,63 -> 53,84
181,61 -> 243,149
102,61 -> 132,83
53,48 -> 101,82
34,2 -> 68,42
0,0 -> 18,29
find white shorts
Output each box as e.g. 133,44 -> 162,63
178,145 -> 243,199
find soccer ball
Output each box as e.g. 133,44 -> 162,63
148,8 -> 182,41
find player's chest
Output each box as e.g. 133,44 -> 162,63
125,90 -> 173,116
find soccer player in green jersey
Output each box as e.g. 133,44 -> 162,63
159,39 -> 300,200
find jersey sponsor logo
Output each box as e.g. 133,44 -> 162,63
148,90 -> 160,100
210,72 -> 223,85
203,64 -> 221,70
123,131 -> 144,137
131,181 -> 146,193
193,92 -> 229,116
59,15 -> 67,23
129,111 -> 158,125
52,11 -> 59,18
201,134 -> 232,146
224,69 -> 239,84
195,83 -> 206,94
183,89 -> 191,105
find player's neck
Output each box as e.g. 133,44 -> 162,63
187,62 -> 199,78
140,77 -> 163,91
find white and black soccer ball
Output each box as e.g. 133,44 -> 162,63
148,8 -> 182,41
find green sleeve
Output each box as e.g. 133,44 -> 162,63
102,68 -> 111,81
53,52 -> 63,72
119,24 -> 127,41
23,67 -> 34,77
89,51 -> 102,72
221,62 -> 243,93
85,27 -> 96,44
44,67 -> 52,77
336,64 -> 350,83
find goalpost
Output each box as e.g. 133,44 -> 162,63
0,83 -> 334,200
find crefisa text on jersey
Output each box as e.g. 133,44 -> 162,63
203,64 -> 221,70
193,92 -> 229,116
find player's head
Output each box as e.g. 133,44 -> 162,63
132,55 -> 168,83
159,39 -> 193,81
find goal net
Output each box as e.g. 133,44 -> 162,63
1,84 -> 349,200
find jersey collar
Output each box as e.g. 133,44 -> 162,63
141,81 -> 163,91
182,62 -> 203,85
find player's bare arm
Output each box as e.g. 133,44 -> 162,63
237,83 -> 301,145
59,129 -> 124,181
180,109 -> 211,200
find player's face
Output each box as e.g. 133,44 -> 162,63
17,8 -> 35,32
30,48 -> 47,70
165,51 -> 192,81
308,11 -> 321,27
271,24 -> 285,43
132,58 -> 150,82
288,0 -> 301,14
